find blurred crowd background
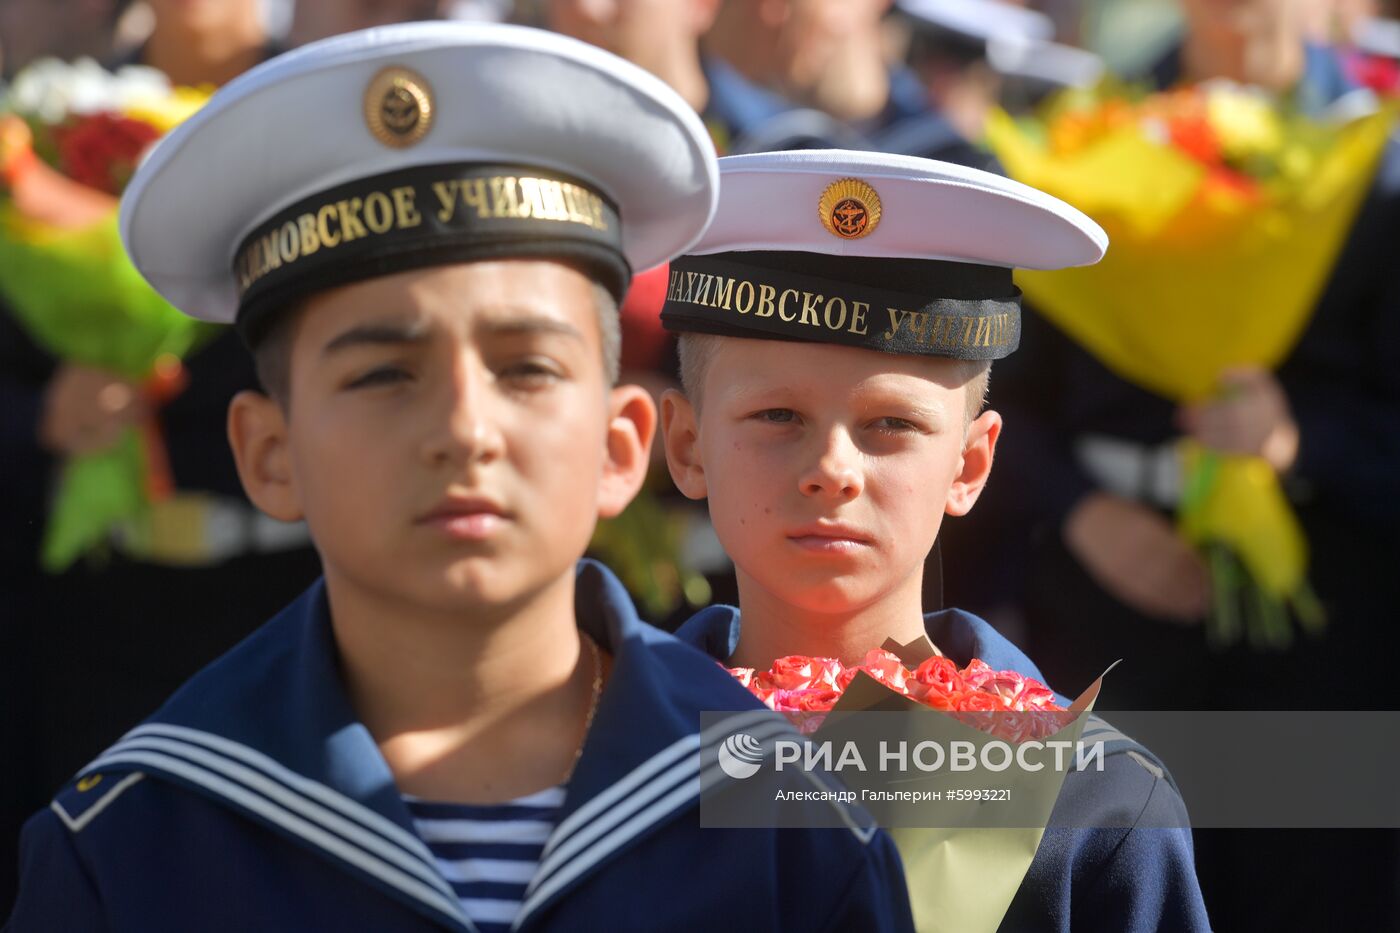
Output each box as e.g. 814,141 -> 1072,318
2,0 -> 1398,927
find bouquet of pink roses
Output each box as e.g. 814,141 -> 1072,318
724,637 -> 1104,933
729,649 -> 1065,741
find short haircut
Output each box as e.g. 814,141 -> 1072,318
251,275 -> 622,407
677,332 -> 991,427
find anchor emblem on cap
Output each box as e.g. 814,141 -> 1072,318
818,178 -> 882,240
364,66 -> 434,148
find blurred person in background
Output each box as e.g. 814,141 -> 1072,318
546,0 -> 718,114
703,0 -> 890,137
0,0 -> 120,77
109,0 -> 273,82
0,1 -> 126,911
893,0 -> 1103,148
700,0 -> 983,161
288,0 -> 442,47
942,0 -> 1400,925
1152,0 -> 1358,113
0,0 -> 323,916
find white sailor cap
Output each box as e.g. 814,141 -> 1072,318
896,0 -> 1054,46
1354,17 -> 1400,60
120,21 -> 718,344
660,149 -> 1105,361
987,37 -> 1105,90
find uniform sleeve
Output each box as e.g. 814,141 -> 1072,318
982,307 -> 1099,532
1280,137 -> 1400,527
942,307 -> 1100,610
817,831 -> 916,933
1084,775 -> 1211,933
4,809 -> 108,932
0,307 -> 58,552
1285,268 -> 1400,528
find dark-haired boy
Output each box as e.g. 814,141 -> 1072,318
5,27 -> 913,933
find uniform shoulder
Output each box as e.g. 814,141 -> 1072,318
48,769 -> 149,835
1056,715 -> 1188,830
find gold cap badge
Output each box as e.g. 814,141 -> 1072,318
818,178 -> 882,240
364,66 -> 434,148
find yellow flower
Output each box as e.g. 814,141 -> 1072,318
1206,86 -> 1283,161
122,85 -> 211,134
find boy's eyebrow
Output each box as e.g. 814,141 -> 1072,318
477,314 -> 587,342
321,319 -> 431,355
894,401 -> 946,420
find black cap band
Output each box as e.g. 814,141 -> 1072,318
661,251 -> 1021,360
233,162 -> 629,345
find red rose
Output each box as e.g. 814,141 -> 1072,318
767,655 -> 843,691
852,648 -> 908,693
911,655 -> 963,695
912,689 -> 955,712
724,651 -> 1065,738
54,112 -> 160,195
1020,683 -> 1059,710
953,691 -> 1002,712
978,671 -> 1032,707
768,687 -> 841,713
727,665 -> 757,689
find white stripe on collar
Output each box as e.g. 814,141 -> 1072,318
88,730 -> 469,930
517,712 -> 793,923
537,709 -> 774,864
88,748 -> 471,930
104,717 -> 453,885
516,770 -> 706,924
112,723 -> 442,871
50,773 -> 145,833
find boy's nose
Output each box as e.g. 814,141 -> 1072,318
421,354 -> 505,468
798,428 -> 864,500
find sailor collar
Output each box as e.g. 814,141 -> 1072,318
78,560 -> 767,931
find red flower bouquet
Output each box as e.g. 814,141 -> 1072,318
1,59 -> 212,571
724,637 -> 1108,933
729,649 -> 1066,739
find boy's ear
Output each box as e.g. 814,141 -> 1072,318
227,390 -> 303,522
598,384 -> 658,519
660,389 -> 707,500
945,409 -> 1002,517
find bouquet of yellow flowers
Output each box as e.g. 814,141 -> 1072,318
1,59 -> 212,571
985,81 -> 1395,647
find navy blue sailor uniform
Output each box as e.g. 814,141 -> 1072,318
6,562 -> 914,932
675,606 -> 1211,933
702,55 -> 987,169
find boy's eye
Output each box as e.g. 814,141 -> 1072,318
755,408 -> 798,424
346,366 -> 411,390
498,358 -> 564,383
874,416 -> 919,433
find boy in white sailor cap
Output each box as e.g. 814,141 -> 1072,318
660,150 -> 1211,932
6,27 -> 916,933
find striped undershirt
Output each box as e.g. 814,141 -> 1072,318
405,786 -> 565,933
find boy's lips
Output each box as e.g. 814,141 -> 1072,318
416,495 -> 511,541
785,522 -> 874,554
